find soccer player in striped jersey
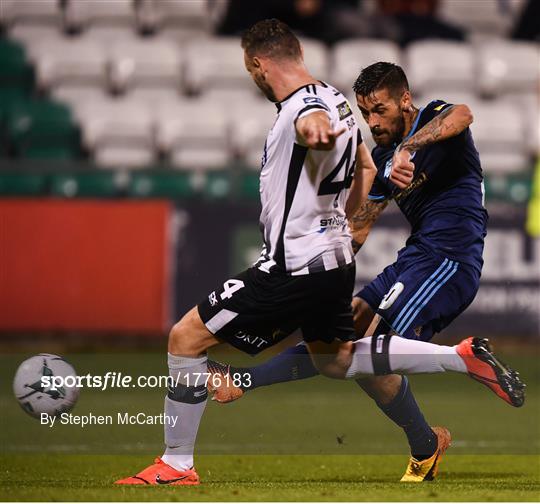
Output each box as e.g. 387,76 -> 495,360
115,23 -> 524,486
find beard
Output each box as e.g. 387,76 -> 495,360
253,73 -> 277,103
371,109 -> 406,148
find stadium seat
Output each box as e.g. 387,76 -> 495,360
184,37 -> 254,97
76,98 -> 155,168
230,99 -> 276,169
0,0 -> 61,28
127,88 -> 185,109
0,39 -> 34,96
50,171 -> 122,197
155,98 -> 231,170
6,99 -> 81,159
52,86 -> 111,112
299,38 -> 329,82
109,38 -> 182,93
32,38 -> 107,92
498,93 -> 539,157
332,40 -> 401,95
477,41 -> 540,97
0,171 -> 47,196
416,90 -> 478,108
205,171 -> 233,199
405,41 -> 475,96
8,25 -> 65,59
143,0 -> 210,32
470,101 -> 528,174
438,0 -> 522,37
129,170 -> 197,198
238,171 -> 260,199
63,0 -> 136,32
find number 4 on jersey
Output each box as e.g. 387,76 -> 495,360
220,279 -> 245,300
317,137 -> 355,197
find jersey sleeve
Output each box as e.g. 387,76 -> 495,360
293,95 -> 332,124
424,99 -> 454,120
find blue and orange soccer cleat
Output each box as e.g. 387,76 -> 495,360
401,426 -> 451,482
207,360 -> 245,403
114,458 -> 200,485
456,337 -> 525,407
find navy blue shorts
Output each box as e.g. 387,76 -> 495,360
357,244 -> 480,341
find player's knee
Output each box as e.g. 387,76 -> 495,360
352,297 -> 375,336
168,309 -> 206,356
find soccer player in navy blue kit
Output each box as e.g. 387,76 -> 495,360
208,62 -> 493,481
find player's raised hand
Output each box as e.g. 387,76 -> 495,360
390,148 -> 415,189
296,111 -> 346,150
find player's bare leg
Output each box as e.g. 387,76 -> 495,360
115,307 -> 220,485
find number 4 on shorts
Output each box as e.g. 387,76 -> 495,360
220,279 -> 245,300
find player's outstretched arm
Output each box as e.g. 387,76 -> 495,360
390,104 -> 473,189
295,111 -> 346,150
349,199 -> 388,254
345,142 -> 378,220
400,104 -> 473,153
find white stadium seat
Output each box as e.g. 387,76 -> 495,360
332,40 -> 401,95
184,37 -> 253,96
127,88 -> 186,108
0,0 -> 60,27
63,0 -> 136,31
77,98 -> 155,169
417,90 -> 478,107
299,38 -> 329,82
52,86 -> 111,110
155,99 -> 231,170
406,41 -> 475,96
469,101 -> 528,174
438,0 -> 523,37
477,41 -> 540,97
32,39 -> 107,91
109,38 -> 183,93
9,25 -> 64,58
230,99 -> 277,169
150,0 -> 209,31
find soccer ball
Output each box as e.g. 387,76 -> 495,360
13,353 -> 80,419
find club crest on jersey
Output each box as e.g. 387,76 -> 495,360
336,101 -> 352,120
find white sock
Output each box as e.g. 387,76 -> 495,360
161,353 -> 208,471
346,335 -> 467,378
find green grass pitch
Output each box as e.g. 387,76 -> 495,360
1,350 -> 539,501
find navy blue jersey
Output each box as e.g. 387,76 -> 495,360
368,100 -> 488,272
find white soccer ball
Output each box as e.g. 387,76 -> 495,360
13,353 -> 80,419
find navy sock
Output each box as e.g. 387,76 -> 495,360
373,376 -> 437,460
238,343 -> 319,390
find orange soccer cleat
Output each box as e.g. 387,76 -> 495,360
456,337 -> 525,407
114,458 -> 200,486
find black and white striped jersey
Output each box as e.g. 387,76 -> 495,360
255,81 -> 362,276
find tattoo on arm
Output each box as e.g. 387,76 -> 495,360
350,199 -> 388,232
400,106 -> 460,153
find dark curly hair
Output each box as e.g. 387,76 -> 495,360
241,19 -> 302,61
353,62 -> 409,100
